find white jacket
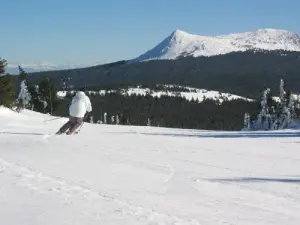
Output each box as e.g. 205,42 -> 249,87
69,91 -> 92,118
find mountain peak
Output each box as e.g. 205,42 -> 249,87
132,28 -> 300,62
171,29 -> 189,37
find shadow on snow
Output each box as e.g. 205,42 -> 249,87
139,131 -> 300,138
0,132 -> 46,136
208,177 -> 300,183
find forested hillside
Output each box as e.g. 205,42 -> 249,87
54,91 -> 259,130
28,50 -> 300,98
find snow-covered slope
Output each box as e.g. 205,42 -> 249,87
132,28 -> 300,61
1,107 -> 300,225
57,85 -> 254,103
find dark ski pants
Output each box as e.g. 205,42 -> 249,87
58,116 -> 83,134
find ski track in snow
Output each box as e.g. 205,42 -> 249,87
1,107 -> 300,224
0,157 -> 200,225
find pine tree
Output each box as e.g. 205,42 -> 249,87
279,79 -> 286,105
0,58 -> 6,76
243,113 -> 251,130
15,66 -> 31,111
111,116 -> 115,124
116,114 -> 120,125
147,118 -> 151,126
275,79 -> 292,129
38,76 -> 59,114
89,116 -> 94,124
28,85 -> 44,112
104,112 -> 107,124
0,58 -> 17,107
18,65 -> 27,80
288,93 -> 296,119
254,88 -> 271,130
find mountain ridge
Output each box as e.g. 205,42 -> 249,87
7,28 -> 300,73
132,28 -> 300,62
25,50 -> 300,99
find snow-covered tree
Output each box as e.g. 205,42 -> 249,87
288,94 -> 296,119
116,114 -> 120,125
271,80 -> 297,129
111,116 -> 115,124
279,79 -> 286,104
254,88 -> 271,130
104,112 -> 107,124
42,100 -> 48,112
147,118 -> 151,126
16,80 -> 31,109
243,113 -> 251,130
15,66 -> 31,111
248,79 -> 299,131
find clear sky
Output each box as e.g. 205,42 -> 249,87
1,0 -> 299,66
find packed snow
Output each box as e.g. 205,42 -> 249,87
133,28 -> 300,62
1,107 -> 300,224
57,86 -> 253,103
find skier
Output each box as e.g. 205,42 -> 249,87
56,88 -> 92,135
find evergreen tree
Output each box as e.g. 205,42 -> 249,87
254,88 -> 271,130
28,85 -> 44,112
15,66 -> 31,111
0,58 -> 6,75
243,113 -> 251,130
274,79 -> 292,129
104,112 -> 107,124
288,92 -> 296,119
116,114 -> 120,125
38,76 -> 59,114
247,79 -> 299,131
18,65 -> 27,80
0,58 -> 16,107
279,79 -> 287,105
147,118 -> 151,126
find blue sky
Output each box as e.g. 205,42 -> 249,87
1,0 -> 299,66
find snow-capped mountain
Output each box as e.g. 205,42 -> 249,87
6,63 -> 88,75
132,28 -> 300,62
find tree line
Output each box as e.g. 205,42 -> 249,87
55,91 -> 259,130
0,58 -> 59,114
